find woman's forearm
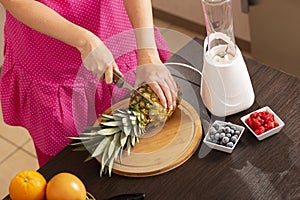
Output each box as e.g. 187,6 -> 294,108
0,0 -> 96,52
123,0 -> 158,57
123,0 -> 153,28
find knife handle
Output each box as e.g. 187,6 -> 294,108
112,73 -> 125,88
104,193 -> 145,200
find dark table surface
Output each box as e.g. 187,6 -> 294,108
4,38 -> 300,200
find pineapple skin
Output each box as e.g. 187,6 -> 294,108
129,84 -> 182,128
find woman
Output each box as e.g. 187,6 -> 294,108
0,0 -> 177,166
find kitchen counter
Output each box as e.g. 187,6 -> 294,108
3,38 -> 300,200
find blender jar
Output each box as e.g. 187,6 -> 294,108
202,0 -> 236,64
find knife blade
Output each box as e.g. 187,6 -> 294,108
112,72 -> 153,105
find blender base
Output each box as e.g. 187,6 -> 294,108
200,44 -> 255,117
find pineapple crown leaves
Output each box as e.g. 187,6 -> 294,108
69,108 -> 146,177
69,83 -> 182,177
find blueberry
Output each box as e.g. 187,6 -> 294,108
209,126 -> 216,131
212,139 -> 218,144
222,136 -> 230,144
235,130 -> 241,135
233,134 -> 239,139
230,129 -> 235,134
207,136 -> 212,142
209,128 -> 217,135
215,133 -> 221,140
225,127 -> 231,133
231,136 -> 237,143
226,133 -> 232,138
219,132 -> 225,139
227,142 -> 234,148
217,128 -> 225,133
213,123 -> 220,130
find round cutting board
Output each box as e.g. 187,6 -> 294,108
95,99 -> 202,177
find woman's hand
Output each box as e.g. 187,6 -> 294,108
123,0 -> 176,109
78,32 -> 122,84
136,49 -> 178,110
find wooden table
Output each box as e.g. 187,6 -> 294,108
4,38 -> 300,200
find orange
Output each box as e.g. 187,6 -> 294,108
46,172 -> 86,200
9,170 -> 47,200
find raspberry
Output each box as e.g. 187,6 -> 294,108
246,110 -> 279,135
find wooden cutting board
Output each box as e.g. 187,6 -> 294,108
95,99 -> 202,177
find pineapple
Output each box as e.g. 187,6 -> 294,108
69,84 -> 182,176
129,84 -> 180,128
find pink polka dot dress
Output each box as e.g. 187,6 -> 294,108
0,0 -> 170,164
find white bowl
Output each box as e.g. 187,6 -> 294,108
203,120 -> 245,153
240,106 -> 285,141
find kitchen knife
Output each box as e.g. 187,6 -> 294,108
104,193 -> 145,200
112,72 -> 153,105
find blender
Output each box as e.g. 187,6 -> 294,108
200,0 -> 255,116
